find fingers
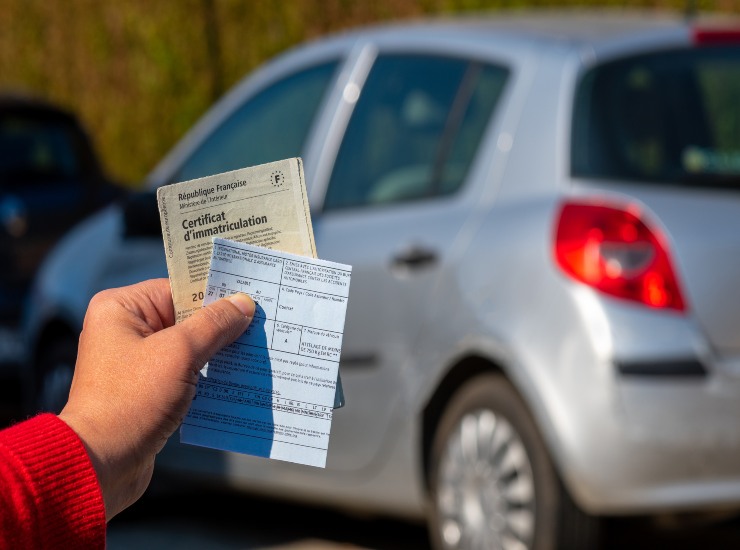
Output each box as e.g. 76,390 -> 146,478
132,279 -> 177,328
121,279 -> 177,331
82,279 -> 176,335
175,293 -> 255,366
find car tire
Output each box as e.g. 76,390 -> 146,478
429,373 -> 600,550
36,337 -> 77,414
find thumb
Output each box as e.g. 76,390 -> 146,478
175,293 -> 256,367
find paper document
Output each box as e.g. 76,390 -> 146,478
157,160 -> 346,408
181,238 -> 352,468
157,158 -> 316,323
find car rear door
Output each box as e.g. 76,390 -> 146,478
311,51 -> 511,472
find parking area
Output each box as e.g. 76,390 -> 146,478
4,376 -> 740,549
107,488 -> 428,550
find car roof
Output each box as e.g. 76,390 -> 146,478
145,10 -> 738,188
312,10 -> 739,58
0,92 -> 81,124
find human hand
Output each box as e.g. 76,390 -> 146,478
58,278 -> 255,521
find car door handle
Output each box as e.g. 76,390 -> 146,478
391,245 -> 439,270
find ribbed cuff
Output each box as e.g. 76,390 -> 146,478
1,413 -> 106,548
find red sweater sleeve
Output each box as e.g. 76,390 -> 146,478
0,414 -> 106,549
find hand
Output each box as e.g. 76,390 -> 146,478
58,278 -> 255,521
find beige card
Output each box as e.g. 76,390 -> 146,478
157,158 -> 316,322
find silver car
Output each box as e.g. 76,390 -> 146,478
23,13 -> 740,549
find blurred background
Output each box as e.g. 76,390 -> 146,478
0,0 -> 737,188
4,1 -> 740,549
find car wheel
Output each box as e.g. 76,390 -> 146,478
429,373 -> 600,550
36,338 -> 77,413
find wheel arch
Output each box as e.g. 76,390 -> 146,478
24,317 -> 80,413
418,344 -> 598,522
420,353 -> 507,492
419,347 -> 569,496
422,362 -> 602,549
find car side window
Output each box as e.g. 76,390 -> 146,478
175,61 -> 338,183
323,55 -> 508,210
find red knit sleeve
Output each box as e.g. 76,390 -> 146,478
0,413 -> 106,549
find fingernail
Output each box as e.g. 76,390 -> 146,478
228,293 -> 255,318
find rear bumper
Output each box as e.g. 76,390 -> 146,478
507,280 -> 740,515
557,360 -> 740,515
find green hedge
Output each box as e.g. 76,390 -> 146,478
0,0 -> 734,186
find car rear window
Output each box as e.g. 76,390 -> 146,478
571,46 -> 740,189
0,115 -> 83,184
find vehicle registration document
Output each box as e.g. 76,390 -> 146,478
182,238 -> 351,467
157,158 -> 351,467
157,158 -> 317,322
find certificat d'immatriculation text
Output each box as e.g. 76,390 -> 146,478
181,237 -> 352,468
157,158 -> 316,323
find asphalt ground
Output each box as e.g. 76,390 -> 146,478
107,485 -> 740,550
107,488 -> 430,550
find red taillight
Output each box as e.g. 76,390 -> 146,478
554,201 -> 686,312
692,27 -> 740,46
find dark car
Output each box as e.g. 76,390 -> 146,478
0,94 -> 118,369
